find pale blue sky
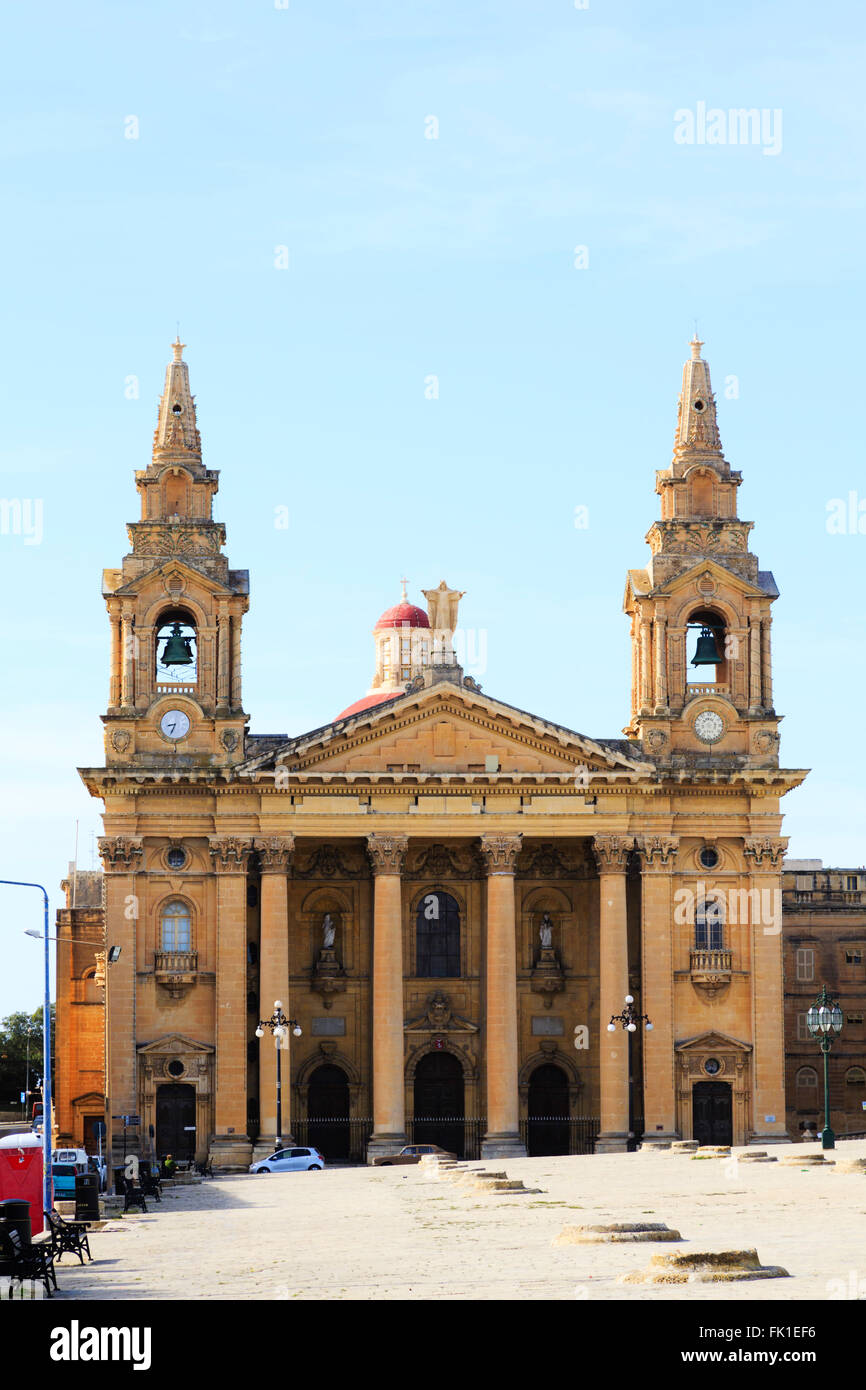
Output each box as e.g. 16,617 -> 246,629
1,0 -> 864,1016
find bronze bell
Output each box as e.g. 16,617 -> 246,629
691,626 -> 720,666
160,622 -> 194,667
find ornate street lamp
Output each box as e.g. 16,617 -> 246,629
806,984 -> 843,1150
255,1001 -> 302,1151
607,995 -> 652,1151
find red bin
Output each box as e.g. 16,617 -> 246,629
0,1134 -> 44,1236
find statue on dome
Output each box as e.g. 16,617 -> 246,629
422,581 -> 465,636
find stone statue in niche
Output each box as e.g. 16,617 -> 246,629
539,912 -> 554,949
322,913 -> 336,949
312,911 -> 346,1009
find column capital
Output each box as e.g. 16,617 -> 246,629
209,836 -> 252,874
254,835 -> 294,872
635,834 -> 679,872
366,834 -> 409,876
479,833 -> 522,875
98,835 -> 143,873
743,835 -> 787,870
592,833 -> 633,873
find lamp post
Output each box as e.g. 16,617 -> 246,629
806,984 -> 843,1150
2,880 -> 52,1213
255,1001 -> 302,1151
24,931 -> 121,1191
607,994 -> 653,1151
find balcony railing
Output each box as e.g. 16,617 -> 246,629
690,948 -> 733,987
154,950 -> 198,978
155,682 -> 197,695
685,683 -> 730,699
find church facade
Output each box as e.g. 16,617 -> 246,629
76,338 -> 807,1169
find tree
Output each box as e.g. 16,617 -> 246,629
0,1005 -> 55,1112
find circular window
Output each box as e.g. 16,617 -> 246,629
693,399 -> 705,412
172,402 -> 182,415
167,846 -> 187,869
699,846 -> 719,870
167,1059 -> 184,1078
704,1058 -> 721,1076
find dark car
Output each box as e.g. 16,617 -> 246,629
372,1144 -> 456,1167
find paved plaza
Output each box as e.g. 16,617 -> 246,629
50,1140 -> 866,1302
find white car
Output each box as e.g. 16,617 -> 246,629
249,1146 -> 325,1174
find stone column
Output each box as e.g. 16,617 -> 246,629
653,617 -> 668,712
366,834 -> 408,1160
108,607 -> 122,709
254,836 -> 294,1155
208,836 -> 253,1170
761,618 -> 773,711
120,607 -> 135,709
593,834 -> 633,1153
635,835 -> 679,1143
231,615 -> 243,710
748,615 -> 762,713
216,609 -> 230,712
639,618 -> 652,712
97,836 -> 143,1175
744,836 -> 788,1143
479,834 -> 526,1158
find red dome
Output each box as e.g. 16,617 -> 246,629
375,601 -> 429,630
335,690 -> 403,721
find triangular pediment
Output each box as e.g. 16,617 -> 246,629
675,1030 -> 752,1054
137,1033 -> 214,1055
245,681 -> 648,778
649,558 -> 772,602
110,559 -> 238,600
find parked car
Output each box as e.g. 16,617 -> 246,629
249,1146 -> 325,1174
372,1144 -> 456,1167
51,1147 -> 89,1197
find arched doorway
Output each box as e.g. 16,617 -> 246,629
692,1081 -> 733,1145
307,1064 -> 350,1162
155,1083 -> 196,1160
527,1063 -> 569,1155
413,1051 -> 465,1156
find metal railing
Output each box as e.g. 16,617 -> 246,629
521,1116 -> 600,1155
290,1114 -> 601,1161
290,1116 -> 373,1164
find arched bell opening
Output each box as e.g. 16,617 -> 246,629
155,607 -> 198,685
686,606 -> 729,688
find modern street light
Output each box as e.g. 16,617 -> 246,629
607,995 -> 653,1151
806,984 -> 844,1150
2,879 -> 53,1213
255,1001 -> 302,1151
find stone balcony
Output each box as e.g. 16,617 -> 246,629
154,950 -> 198,998
690,948 -> 733,998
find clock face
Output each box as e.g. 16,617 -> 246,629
160,709 -> 191,741
694,710 -> 724,744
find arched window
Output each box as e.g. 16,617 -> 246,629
846,1066 -> 866,1087
160,900 -> 191,952
686,607 -> 729,687
695,894 -> 724,950
155,607 -> 197,684
416,891 -> 460,977
796,1066 -> 818,1103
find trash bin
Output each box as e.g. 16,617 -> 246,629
0,1198 -> 32,1248
75,1172 -> 100,1221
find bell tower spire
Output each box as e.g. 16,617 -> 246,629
153,336 -> 202,460
623,338 -> 781,763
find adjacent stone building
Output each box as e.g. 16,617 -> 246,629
782,861 -> 866,1137
67,336 -> 807,1169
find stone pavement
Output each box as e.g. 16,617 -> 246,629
52,1140 -> 866,1301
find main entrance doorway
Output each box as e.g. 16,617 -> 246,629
307,1064 -> 351,1162
692,1081 -> 733,1146
413,1051 -> 465,1157
155,1083 -> 196,1159
527,1063 -> 570,1155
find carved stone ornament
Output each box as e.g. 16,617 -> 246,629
646,730 -> 668,752
111,730 -> 131,753
296,844 -> 365,878
407,842 -> 482,880
518,841 -> 582,879
635,835 -> 679,871
221,729 -> 240,752
208,836 -> 251,873
479,834 -> 523,875
591,834 -> 633,873
98,836 -> 143,873
743,836 -> 787,870
404,992 -> 478,1034
254,835 -> 294,872
752,729 -> 781,755
366,834 -> 409,876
